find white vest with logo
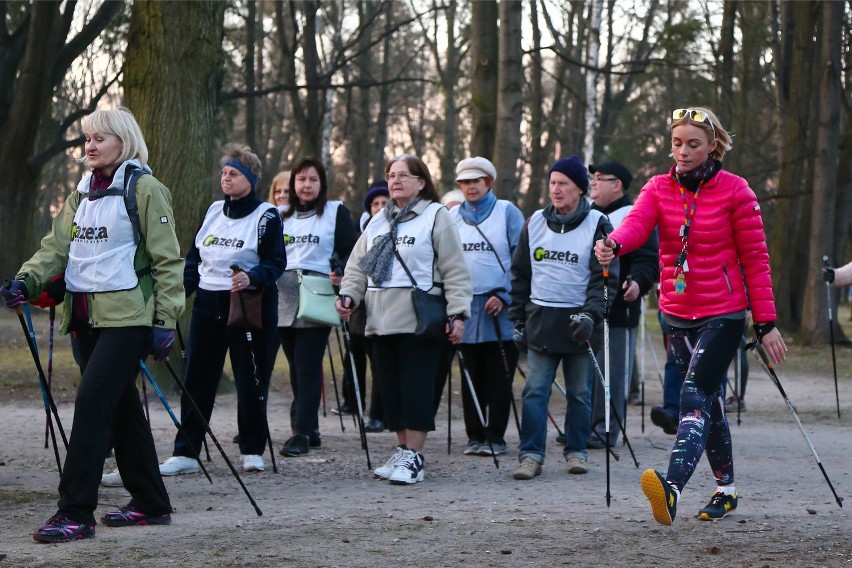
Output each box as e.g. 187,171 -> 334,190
527,209 -> 603,308
449,200 -> 511,294
365,202 -> 441,290
195,200 -> 269,291
606,204 -> 632,229
281,201 -> 341,274
66,195 -> 139,293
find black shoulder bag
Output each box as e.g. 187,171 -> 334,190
393,248 -> 447,341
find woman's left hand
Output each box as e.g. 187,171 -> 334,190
760,327 -> 787,364
447,318 -> 464,344
231,270 -> 250,292
329,271 -> 342,287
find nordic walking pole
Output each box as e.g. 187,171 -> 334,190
639,297 -> 646,433
138,360 -> 212,484
552,375 -> 621,463
45,306 -> 55,449
492,316 -> 522,436
163,360 -> 263,516
602,241 -> 612,507
456,349 -> 499,469
332,327 -> 356,428
340,318 -> 372,469
17,304 -> 66,474
822,256 -> 841,420
447,355 -> 452,455
580,342 -> 639,467
733,342 -> 742,426
747,340 -> 844,508
230,265 -> 278,474
176,321 -> 211,462
327,337 -> 347,432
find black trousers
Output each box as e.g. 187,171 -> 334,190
174,301 -> 277,458
458,341 -> 518,445
58,326 -> 170,525
279,327 -> 331,436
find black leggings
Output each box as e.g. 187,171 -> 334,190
59,326 -> 170,525
666,317 -> 745,492
279,327 -> 331,436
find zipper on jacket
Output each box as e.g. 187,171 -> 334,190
721,263 -> 732,295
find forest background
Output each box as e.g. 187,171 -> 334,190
0,0 -> 850,345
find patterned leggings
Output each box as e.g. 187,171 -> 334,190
665,317 -> 745,493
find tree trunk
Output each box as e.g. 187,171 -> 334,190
769,1 -> 818,330
799,0 -> 842,345
493,0 -> 524,201
527,0 -> 546,213
716,0 -> 736,126
582,0 -> 603,164
123,0 -> 225,253
438,1 -> 459,194
469,0 -> 498,159
371,3 -> 393,182
245,1 -> 257,151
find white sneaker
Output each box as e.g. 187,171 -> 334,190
373,445 -> 408,480
388,450 -> 424,485
100,469 -> 124,487
159,456 -> 199,476
242,454 -> 265,472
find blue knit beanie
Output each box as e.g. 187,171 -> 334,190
363,180 -> 389,212
549,155 -> 589,195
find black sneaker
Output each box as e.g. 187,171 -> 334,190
331,405 -> 352,416
279,434 -> 310,457
586,436 -> 607,450
650,407 -> 678,435
364,419 -> 385,433
100,506 -> 172,527
697,489 -> 738,520
555,433 -> 566,445
232,434 -> 240,444
641,469 -> 678,526
32,514 -> 95,543
309,431 -> 322,448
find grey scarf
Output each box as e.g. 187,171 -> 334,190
358,197 -> 422,285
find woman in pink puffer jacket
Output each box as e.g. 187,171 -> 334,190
595,107 -> 787,526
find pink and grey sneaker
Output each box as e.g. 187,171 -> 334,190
100,506 -> 172,527
32,514 -> 95,543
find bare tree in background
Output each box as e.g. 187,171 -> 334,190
0,1 -> 122,277
469,0 -> 498,159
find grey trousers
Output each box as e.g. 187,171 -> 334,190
591,326 -> 637,446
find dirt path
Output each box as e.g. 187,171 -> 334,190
1,345 -> 851,567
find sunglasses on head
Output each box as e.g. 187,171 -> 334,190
672,108 -> 716,139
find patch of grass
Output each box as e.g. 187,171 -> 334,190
0,488 -> 55,504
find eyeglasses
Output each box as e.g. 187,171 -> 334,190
672,108 -> 716,138
220,169 -> 243,179
589,176 -> 618,183
387,172 -> 420,182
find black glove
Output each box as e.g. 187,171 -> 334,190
0,280 -> 28,309
150,328 -> 176,362
569,313 -> 594,343
822,267 -> 835,284
512,324 -> 527,353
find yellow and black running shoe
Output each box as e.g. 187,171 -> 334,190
641,469 -> 678,526
697,489 -> 738,520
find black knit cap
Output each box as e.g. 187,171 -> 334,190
363,180 -> 389,212
589,159 -> 633,192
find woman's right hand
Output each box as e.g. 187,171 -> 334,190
594,237 -> 616,266
335,295 -> 352,320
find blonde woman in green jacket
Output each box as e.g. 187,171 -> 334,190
1,107 -> 184,543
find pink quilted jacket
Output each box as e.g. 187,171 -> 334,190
610,167 -> 776,323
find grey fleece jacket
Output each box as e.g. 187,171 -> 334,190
339,199 -> 472,337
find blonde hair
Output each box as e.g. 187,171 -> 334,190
670,106 -> 732,161
81,106 -> 148,166
267,171 -> 290,205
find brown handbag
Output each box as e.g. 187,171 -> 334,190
228,288 -> 263,330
